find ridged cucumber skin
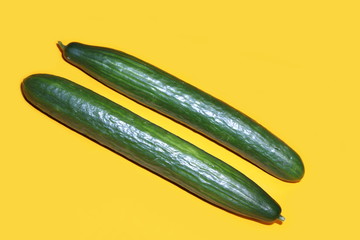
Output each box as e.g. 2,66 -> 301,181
22,74 -> 282,223
59,42 -> 304,182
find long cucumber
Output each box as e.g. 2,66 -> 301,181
22,74 -> 283,223
59,42 -> 304,182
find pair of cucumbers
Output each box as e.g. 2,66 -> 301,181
22,42 -> 304,223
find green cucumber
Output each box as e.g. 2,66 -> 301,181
22,74 -> 283,223
58,42 -> 304,182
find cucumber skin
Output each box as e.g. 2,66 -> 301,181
60,42 -> 304,182
22,74 -> 282,223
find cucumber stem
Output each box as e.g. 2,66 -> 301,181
57,41 -> 66,52
278,215 -> 285,222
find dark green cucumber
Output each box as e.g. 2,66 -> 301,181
58,42 -> 304,182
22,74 -> 283,223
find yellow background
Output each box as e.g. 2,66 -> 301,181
1,0 -> 359,239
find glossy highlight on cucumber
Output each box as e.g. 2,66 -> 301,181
22,74 -> 283,223
58,41 -> 304,182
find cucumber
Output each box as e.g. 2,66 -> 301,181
58,42 -> 304,182
22,74 -> 283,223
